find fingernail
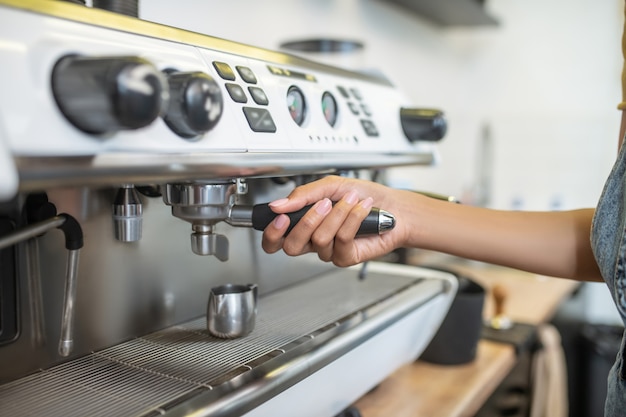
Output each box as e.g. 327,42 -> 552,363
269,198 -> 289,208
361,197 -> 374,211
273,214 -> 288,229
315,198 -> 332,215
344,190 -> 358,205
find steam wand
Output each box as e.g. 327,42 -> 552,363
56,214 -> 83,357
0,195 -> 84,357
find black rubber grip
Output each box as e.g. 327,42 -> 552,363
251,203 -> 381,235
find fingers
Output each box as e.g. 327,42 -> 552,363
261,198 -> 333,255
282,198 -> 332,256
311,190 -> 361,262
261,213 -> 290,254
263,191 -> 375,266
268,176 -> 350,214
262,175 -> 397,265
325,197 -> 375,266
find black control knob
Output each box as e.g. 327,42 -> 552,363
51,55 -> 168,135
400,108 -> 447,142
163,71 -> 223,139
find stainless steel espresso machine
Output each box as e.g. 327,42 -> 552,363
0,1 -> 457,416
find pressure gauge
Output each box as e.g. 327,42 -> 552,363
321,91 -> 338,127
287,86 -> 306,126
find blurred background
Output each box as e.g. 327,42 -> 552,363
141,0 -> 624,327
141,0 -> 622,211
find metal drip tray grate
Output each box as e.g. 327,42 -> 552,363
0,265 -> 447,417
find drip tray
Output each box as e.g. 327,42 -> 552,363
0,263 -> 451,417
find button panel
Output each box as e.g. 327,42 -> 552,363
213,61 -> 236,80
215,63 -> 274,134
236,66 -> 257,84
249,87 -> 269,105
225,83 -> 248,103
335,84 -> 378,137
212,66 -> 381,138
360,119 -> 379,137
242,107 -> 276,132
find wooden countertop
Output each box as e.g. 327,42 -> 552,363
353,252 -> 579,417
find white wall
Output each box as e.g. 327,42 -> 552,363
141,0 -> 623,210
141,0 -> 624,324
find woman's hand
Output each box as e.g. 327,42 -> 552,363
261,175 -> 413,266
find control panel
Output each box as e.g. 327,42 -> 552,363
0,0 -> 445,194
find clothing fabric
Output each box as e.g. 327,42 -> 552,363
589,5 -> 626,414
591,131 -> 626,417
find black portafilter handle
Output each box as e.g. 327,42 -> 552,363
248,203 -> 396,236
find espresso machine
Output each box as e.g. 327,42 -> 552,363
0,1 -> 457,416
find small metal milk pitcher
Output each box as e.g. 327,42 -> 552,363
207,283 -> 258,339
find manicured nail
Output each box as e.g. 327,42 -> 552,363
344,190 -> 358,205
269,198 -> 289,208
361,197 -> 374,211
315,198 -> 332,215
273,214 -> 288,229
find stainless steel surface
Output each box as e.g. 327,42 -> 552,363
227,205 -> 254,228
14,153 -> 435,191
25,239 -> 46,348
164,182 -> 240,258
112,185 -> 143,242
0,216 -> 65,250
377,209 -> 396,232
190,224 -> 230,259
0,266 -> 449,417
207,283 -> 258,339
164,182 -> 237,208
0,181 -> 327,383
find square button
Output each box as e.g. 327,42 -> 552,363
236,66 -> 257,84
337,85 -> 350,98
248,87 -> 269,105
350,88 -> 363,101
225,83 -> 248,103
213,61 -> 236,80
242,107 -> 276,132
347,102 -> 360,115
360,119 -> 379,137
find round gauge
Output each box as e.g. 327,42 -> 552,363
287,86 -> 306,126
321,91 -> 338,127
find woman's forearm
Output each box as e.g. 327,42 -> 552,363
406,194 -> 601,282
263,176 -> 602,282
